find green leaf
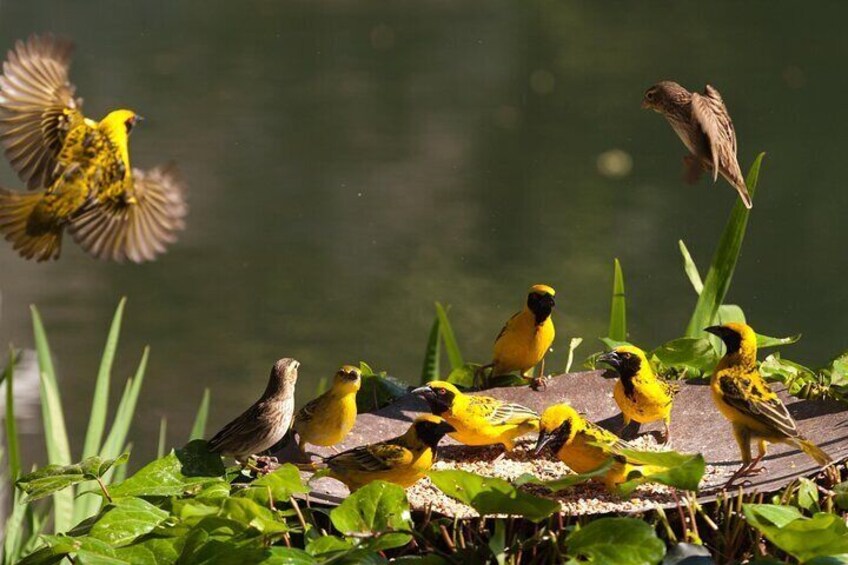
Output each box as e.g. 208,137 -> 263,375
833,481 -> 848,511
88,498 -> 169,548
36,535 -> 120,564
110,440 -> 225,498
357,366 -> 407,413
515,459 -> 613,491
157,417 -> 167,460
717,304 -> 746,325
235,464 -> 309,507
31,305 -> 74,532
189,388 -> 211,441
685,153 -> 765,337
113,537 -> 184,565
428,470 -> 558,522
100,347 -> 149,463
794,478 -> 820,513
445,363 -> 479,389
435,303 -> 463,370
15,454 -> 128,502
330,481 -> 412,551
608,259 -> 627,342
678,240 -> 704,295
420,316 -> 441,385
758,354 -> 818,395
3,347 -> 21,481
264,547 -> 316,564
651,337 -> 717,374
615,449 -> 705,495
306,536 -> 354,557
757,333 -> 802,349
744,503 -> 848,562
565,517 -> 666,565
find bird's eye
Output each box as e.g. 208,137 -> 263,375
436,389 -> 447,396
646,90 -> 655,100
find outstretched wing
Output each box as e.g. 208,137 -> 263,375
718,373 -> 798,439
466,395 -> 538,426
0,34 -> 82,189
69,164 -> 187,262
326,441 -> 412,473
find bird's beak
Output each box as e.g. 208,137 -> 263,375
640,99 -> 650,110
704,326 -> 723,337
436,421 -> 456,435
534,430 -> 554,456
135,115 -> 145,123
597,351 -> 621,369
411,386 -> 434,399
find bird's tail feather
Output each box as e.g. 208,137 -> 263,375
793,437 -> 832,466
0,188 -> 62,261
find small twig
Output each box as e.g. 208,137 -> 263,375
288,496 -> 309,533
96,477 -> 112,504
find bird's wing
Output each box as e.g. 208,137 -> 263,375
467,396 -> 538,425
0,34 -> 83,189
68,164 -> 187,263
585,421 -> 631,453
326,442 -> 411,472
294,395 -> 323,427
718,374 -> 798,438
494,311 -> 520,344
208,404 -> 262,453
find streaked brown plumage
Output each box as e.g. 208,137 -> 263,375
642,81 -> 752,209
0,34 -> 187,262
208,358 -> 299,462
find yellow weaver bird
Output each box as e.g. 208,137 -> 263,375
293,365 -> 361,453
413,380 -> 539,450
706,322 -> 832,487
485,284 -> 556,389
325,414 -> 455,491
598,345 -> 677,442
0,34 -> 187,262
535,403 -> 660,492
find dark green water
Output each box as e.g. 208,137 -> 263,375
0,2 -> 846,460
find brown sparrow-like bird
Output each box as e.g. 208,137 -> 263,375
208,358 -> 299,463
642,81 -> 752,209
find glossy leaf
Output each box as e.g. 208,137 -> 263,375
516,459 -> 613,492
565,517 -> 665,565
357,364 -> 407,413
88,498 -> 169,548
608,258 -> 627,342
235,464 -> 309,507
615,449 -> 705,495
651,337 -> 716,374
445,363 -> 479,389
110,441 -> 225,498
756,333 -> 802,349
428,470 -> 558,522
16,454 -> 128,503
744,503 -> 848,562
330,481 -> 412,551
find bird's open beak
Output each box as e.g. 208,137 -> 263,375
534,430 -> 554,456
597,351 -> 621,369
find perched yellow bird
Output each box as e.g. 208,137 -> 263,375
598,345 -> 677,442
535,403 -> 658,492
293,365 -> 361,452
325,414 -> 455,491
487,284 -> 556,389
412,380 -> 539,450
706,322 -> 832,486
0,34 -> 186,262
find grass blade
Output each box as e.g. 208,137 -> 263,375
685,153 -> 765,337
82,298 -> 126,460
3,347 -> 21,481
565,337 -> 583,374
157,417 -> 168,459
435,303 -> 464,370
420,316 -> 441,384
101,346 -> 149,460
30,306 -> 74,533
678,240 -> 704,295
608,259 -> 627,341
189,388 -> 211,441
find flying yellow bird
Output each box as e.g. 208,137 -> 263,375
535,403 -> 660,492
413,380 -> 539,451
293,365 -> 361,452
325,414 -> 455,491
598,345 -> 677,442
486,284 -> 556,389
705,322 -> 831,486
0,34 -> 187,262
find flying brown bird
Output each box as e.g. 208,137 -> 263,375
207,358 -> 299,463
642,81 -> 752,209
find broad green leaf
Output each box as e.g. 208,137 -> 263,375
615,449 -> 705,495
235,464 -> 309,507
608,259 -> 626,342
113,537 -> 184,565
744,504 -> 848,562
756,333 -> 802,349
3,348 -> 21,481
189,388 -> 211,441
759,354 -> 817,396
306,535 -> 354,557
833,481 -> 848,510
445,363 -> 479,389
651,337 -> 716,374
15,454 -> 128,502
435,303 -> 463,370
420,316 -> 441,385
36,535 -> 119,564
88,498 -> 169,548
110,441 -> 225,498
685,153 -> 765,337
717,304 -> 746,325
565,517 -> 665,565
357,365 -> 407,413
794,478 -> 820,513
428,470 -> 558,522
31,305 -> 74,532
678,240 -> 704,295
516,459 -> 613,492
264,547 -> 318,564
330,481 -> 412,551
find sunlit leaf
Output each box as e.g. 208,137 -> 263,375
357,365 -> 407,413
110,441 -> 225,498
565,517 -> 665,565
189,388 -> 211,441
435,303 -> 464,370
615,449 -> 705,495
678,240 -> 704,295
744,503 -> 848,562
420,316 -> 441,385
516,459 -> 613,492
16,454 -> 128,503
236,464 -> 309,507
608,259 -> 627,342
88,498 -> 169,548
330,481 -> 412,551
756,333 -> 802,349
445,363 -> 479,389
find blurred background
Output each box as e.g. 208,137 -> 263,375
0,1 -> 845,463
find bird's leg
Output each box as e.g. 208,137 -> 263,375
530,359 -> 548,390
662,420 -> 671,445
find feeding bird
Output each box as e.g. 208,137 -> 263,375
598,345 -> 677,443
208,358 -> 299,463
0,33 -> 187,262
413,380 -> 539,451
705,322 -> 831,487
642,81 -> 751,209
293,365 -> 361,453
484,284 -> 556,389
324,414 -> 455,491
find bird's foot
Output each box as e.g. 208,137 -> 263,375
251,455 -> 279,475
530,375 -> 548,391
723,462 -> 766,489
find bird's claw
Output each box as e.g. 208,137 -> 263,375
530,376 -> 548,391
